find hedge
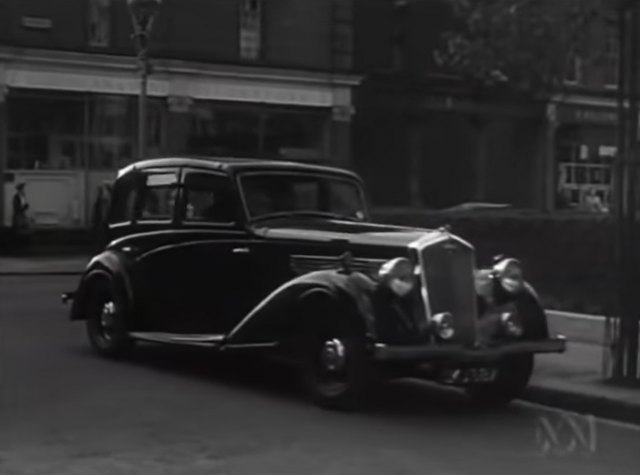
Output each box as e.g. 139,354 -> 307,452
372,209 -> 618,315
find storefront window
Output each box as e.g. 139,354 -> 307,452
262,110 -> 326,161
146,98 -> 167,156
87,95 -> 135,170
8,91 -> 165,171
555,126 -> 614,212
187,104 -> 260,157
8,92 -> 85,170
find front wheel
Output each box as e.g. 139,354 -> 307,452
466,354 -> 534,408
85,277 -> 134,358
300,320 -> 374,411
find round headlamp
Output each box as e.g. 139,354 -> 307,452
431,312 -> 455,340
493,258 -> 524,294
500,312 -> 524,338
378,257 -> 416,297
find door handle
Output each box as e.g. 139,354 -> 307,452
232,247 -> 251,254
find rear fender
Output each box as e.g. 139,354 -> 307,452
69,250 -> 135,321
225,270 -> 379,345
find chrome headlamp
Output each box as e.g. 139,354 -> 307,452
431,312 -> 455,340
500,311 -> 524,338
493,258 -> 524,294
378,257 -> 416,297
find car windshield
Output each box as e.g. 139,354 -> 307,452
239,171 -> 368,222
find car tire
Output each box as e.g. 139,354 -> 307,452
466,354 -> 534,408
299,315 -> 373,411
85,276 -> 134,359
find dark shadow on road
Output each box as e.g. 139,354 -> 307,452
67,342 -> 532,423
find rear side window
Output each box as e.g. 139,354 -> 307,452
181,172 -> 237,224
108,176 -> 138,225
138,171 -> 179,222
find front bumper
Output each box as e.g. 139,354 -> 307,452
372,335 -> 566,364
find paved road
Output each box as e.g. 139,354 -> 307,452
1,276 -> 638,475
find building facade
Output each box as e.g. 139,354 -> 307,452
351,0 -> 620,212
0,0 -> 358,229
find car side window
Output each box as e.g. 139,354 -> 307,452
329,181 -> 366,220
108,176 -> 138,225
181,172 -> 236,224
137,171 -> 179,222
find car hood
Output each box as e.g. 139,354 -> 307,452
252,218 -> 442,247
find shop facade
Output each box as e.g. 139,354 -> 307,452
0,48 -> 358,229
353,78 -> 543,209
547,96 -> 618,212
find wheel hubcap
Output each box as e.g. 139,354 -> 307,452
99,301 -> 116,340
320,338 -> 346,372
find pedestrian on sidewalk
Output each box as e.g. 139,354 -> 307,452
11,182 -> 31,254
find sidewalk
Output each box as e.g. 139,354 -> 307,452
0,255 -> 90,275
525,341 -> 640,425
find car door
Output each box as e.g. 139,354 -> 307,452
141,168 -> 256,335
127,168 -> 187,333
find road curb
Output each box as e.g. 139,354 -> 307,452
546,311 -> 606,346
523,384 -> 640,426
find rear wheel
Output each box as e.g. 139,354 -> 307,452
85,277 -> 134,358
466,354 -> 534,408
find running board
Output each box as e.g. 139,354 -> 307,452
128,332 -> 225,348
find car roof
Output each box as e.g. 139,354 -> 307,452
117,156 -> 361,181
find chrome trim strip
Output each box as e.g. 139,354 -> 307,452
408,233 -> 442,324
136,239 -> 259,260
109,228 -> 246,249
223,342 -> 278,350
289,254 -> 387,275
290,254 -> 387,265
129,332 -> 225,347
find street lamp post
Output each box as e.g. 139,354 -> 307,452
127,0 -> 162,160
613,0 -> 640,383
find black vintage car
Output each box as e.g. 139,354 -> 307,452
63,157 -> 566,409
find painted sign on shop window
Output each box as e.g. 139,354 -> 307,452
574,109 -> 617,124
558,104 -> 617,125
21,17 -> 53,30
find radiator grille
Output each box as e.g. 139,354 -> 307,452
419,237 -> 478,344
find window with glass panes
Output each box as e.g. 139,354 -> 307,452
564,52 -> 582,84
87,0 -> 112,47
556,129 -> 614,210
604,21 -> 619,87
239,0 -> 262,61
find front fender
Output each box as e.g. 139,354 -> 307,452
477,280 -> 552,343
69,250 -> 135,321
225,270 -> 379,345
515,282 -> 550,340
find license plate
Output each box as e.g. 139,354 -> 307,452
464,367 -> 497,383
441,367 -> 497,384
